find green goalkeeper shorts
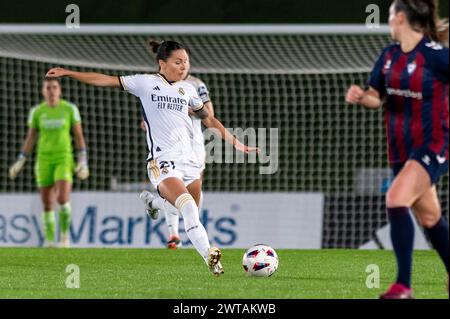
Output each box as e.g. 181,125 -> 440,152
35,157 -> 74,188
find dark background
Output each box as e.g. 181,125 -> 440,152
1,0 -> 448,24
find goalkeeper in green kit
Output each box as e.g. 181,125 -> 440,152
9,77 -> 89,247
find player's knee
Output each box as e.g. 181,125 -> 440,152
175,193 -> 199,228
416,212 -> 441,228
385,189 -> 408,208
57,194 -> 70,205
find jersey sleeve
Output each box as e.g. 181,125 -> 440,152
186,84 -> 204,112
27,107 -> 38,129
189,96 -> 204,112
196,80 -> 210,104
367,47 -> 389,96
69,103 -> 82,126
119,74 -> 148,97
424,44 -> 449,84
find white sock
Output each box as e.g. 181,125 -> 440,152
164,205 -> 180,238
175,193 -> 210,261
151,196 -> 181,238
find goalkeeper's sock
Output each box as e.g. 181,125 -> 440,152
58,202 -> 72,235
424,217 -> 449,273
388,207 -> 414,288
175,193 -> 210,261
164,205 -> 180,238
42,211 -> 56,244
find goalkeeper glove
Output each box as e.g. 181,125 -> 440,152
9,152 -> 27,180
75,149 -> 89,180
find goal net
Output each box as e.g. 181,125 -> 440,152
0,25 -> 447,248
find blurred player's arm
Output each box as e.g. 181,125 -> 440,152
73,123 -> 87,152
9,128 -> 38,179
347,46 -> 387,110
22,127 -> 38,155
345,85 -> 382,109
204,101 -> 215,118
46,67 -> 120,87
73,123 -> 89,180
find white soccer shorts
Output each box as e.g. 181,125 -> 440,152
146,158 -> 202,190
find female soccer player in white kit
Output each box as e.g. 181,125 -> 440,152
139,72 -> 214,250
46,40 -> 257,276
140,41 -> 237,250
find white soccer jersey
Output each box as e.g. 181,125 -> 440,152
120,73 -> 204,161
184,75 -> 211,167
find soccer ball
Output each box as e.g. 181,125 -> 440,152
242,244 -> 279,277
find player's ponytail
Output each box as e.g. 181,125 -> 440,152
394,0 -> 449,45
147,40 -> 190,63
421,0 -> 448,45
149,40 -> 161,54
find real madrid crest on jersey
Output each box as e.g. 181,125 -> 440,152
407,60 -> 417,75
178,87 -> 185,95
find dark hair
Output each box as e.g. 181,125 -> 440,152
394,0 -> 449,44
148,40 -> 190,63
43,76 -> 61,85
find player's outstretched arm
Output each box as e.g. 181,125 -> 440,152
46,67 -> 120,88
202,115 -> 260,154
345,85 -> 382,109
188,97 -> 258,154
9,128 -> 37,179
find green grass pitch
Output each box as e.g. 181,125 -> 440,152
0,248 -> 447,299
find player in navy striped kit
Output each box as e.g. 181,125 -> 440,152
346,0 -> 448,299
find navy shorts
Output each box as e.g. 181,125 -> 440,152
392,147 -> 449,184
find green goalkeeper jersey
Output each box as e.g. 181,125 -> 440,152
28,99 -> 81,162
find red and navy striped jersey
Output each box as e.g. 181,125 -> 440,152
368,37 -> 449,165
